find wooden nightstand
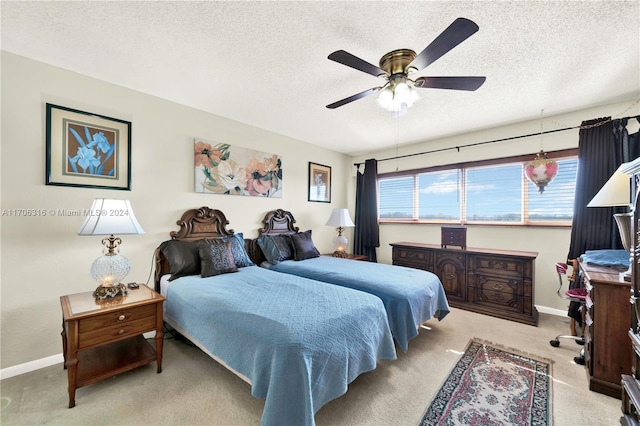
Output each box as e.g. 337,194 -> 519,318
323,253 -> 368,261
60,284 -> 165,408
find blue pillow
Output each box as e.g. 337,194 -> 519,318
257,234 -> 294,264
257,236 -> 282,265
222,233 -> 254,267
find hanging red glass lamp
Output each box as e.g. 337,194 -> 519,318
524,150 -> 559,193
524,109 -> 559,193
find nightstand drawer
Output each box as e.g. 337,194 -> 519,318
78,316 -> 156,349
79,304 -> 156,333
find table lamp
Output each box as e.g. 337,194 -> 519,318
325,208 -> 355,258
77,199 -> 145,299
587,163 -> 632,280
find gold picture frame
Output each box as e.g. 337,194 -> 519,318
45,103 -> 131,190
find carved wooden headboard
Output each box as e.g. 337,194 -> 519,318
247,209 -> 301,265
258,209 -> 300,236
154,206 -> 251,291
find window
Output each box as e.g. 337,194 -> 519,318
378,151 -> 578,226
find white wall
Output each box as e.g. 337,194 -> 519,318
0,52 -> 350,369
350,100 -> 640,312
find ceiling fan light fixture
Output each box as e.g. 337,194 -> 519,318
376,78 -> 420,113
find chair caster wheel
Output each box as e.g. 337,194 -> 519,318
574,355 -> 585,365
549,339 -> 560,347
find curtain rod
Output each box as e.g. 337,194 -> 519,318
353,114 -> 639,168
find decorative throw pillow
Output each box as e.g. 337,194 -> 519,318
255,234 -> 295,264
257,235 -> 284,265
198,239 -> 238,277
222,233 -> 254,268
159,239 -> 201,281
286,230 -> 320,261
269,234 -> 293,260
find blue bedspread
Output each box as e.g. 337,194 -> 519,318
164,266 -> 396,426
266,256 -> 450,352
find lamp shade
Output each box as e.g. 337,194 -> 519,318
77,199 -> 145,236
587,162 -> 633,281
325,208 -> 355,227
587,163 -> 631,207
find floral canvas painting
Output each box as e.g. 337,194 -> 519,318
195,138 -> 282,197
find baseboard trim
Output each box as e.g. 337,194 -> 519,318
536,305 -> 568,317
0,353 -> 63,380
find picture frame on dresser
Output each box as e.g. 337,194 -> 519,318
308,162 -> 331,203
45,103 -> 131,190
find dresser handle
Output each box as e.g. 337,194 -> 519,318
118,329 -> 125,335
118,315 -> 126,321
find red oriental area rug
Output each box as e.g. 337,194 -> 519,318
419,338 -> 553,425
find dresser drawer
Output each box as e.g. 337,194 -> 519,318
79,304 -> 156,333
393,247 -> 433,269
470,275 -> 522,313
469,255 -> 525,278
78,316 -> 156,349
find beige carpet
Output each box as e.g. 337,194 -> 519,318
0,308 -> 621,425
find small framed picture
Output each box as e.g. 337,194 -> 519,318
45,103 -> 131,190
308,162 -> 331,203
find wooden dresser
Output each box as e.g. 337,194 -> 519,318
391,242 -> 538,325
580,258 -> 631,398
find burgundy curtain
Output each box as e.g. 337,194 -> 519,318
354,159 -> 379,262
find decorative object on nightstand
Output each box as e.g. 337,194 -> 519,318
587,162 -> 633,281
325,208 -> 355,257
77,199 -> 145,299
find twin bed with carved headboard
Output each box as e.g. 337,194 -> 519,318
154,207 -> 396,426
253,209 -> 450,352
154,206 -> 449,425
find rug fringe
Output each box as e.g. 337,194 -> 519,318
470,337 -> 556,365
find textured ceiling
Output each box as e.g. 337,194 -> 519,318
2,1 -> 639,156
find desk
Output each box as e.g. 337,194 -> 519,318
580,258 -> 631,398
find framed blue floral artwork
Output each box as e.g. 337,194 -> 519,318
194,138 -> 282,197
45,103 -> 131,190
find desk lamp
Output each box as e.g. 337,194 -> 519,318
587,163 -> 632,280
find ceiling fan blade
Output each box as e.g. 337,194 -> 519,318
414,76 -> 486,91
409,18 -> 479,72
328,50 -> 387,77
326,87 -> 381,109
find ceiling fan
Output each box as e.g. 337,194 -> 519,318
326,17 -> 486,111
